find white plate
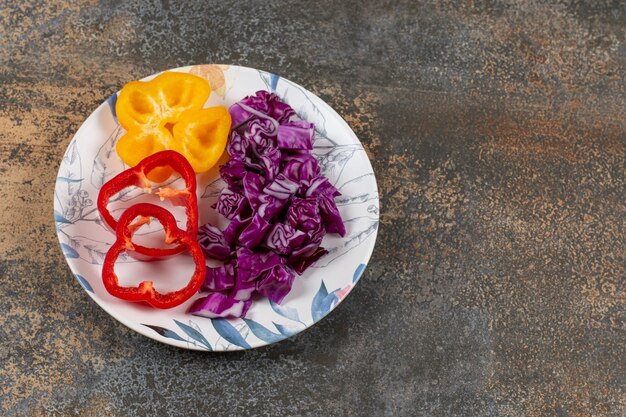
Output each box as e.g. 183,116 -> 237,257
54,64 -> 379,351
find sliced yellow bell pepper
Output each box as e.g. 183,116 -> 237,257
115,71 -> 231,182
172,107 -> 232,174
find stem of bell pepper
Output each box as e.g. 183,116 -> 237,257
102,203 -> 205,309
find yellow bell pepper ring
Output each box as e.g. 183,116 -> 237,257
114,71 -> 231,182
115,129 -> 172,182
116,72 -> 210,131
172,107 -> 232,174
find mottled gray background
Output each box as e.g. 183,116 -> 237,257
1,1 -> 625,416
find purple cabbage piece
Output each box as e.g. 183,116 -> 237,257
288,240 -> 323,262
235,93 -> 272,117
318,193 -> 346,236
238,90 -> 295,123
230,276 -> 256,301
219,159 -> 247,191
243,172 -> 265,210
215,188 -> 246,220
189,293 -> 252,319
264,223 -> 307,255
306,221 -> 326,245
268,98 -> 296,123
257,194 -> 287,221
277,121 -> 314,150
227,130 -> 248,159
202,263 -> 235,292
263,173 -> 299,200
258,147 -> 281,181
237,117 -> 282,182
245,118 -> 278,151
197,224 -> 230,261
238,213 -> 271,248
256,264 -> 295,304
229,103 -> 252,127
305,176 -> 341,198
228,101 -> 260,128
289,247 -> 329,275
282,153 -> 320,184
286,197 -> 322,232
222,214 -> 252,244
236,247 -> 284,282
287,220 -> 325,264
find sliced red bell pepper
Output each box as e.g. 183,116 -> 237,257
102,203 -> 205,309
97,150 -> 198,257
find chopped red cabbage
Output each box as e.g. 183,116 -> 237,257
289,247 -> 329,275
243,172 -> 265,209
236,248 -> 284,282
197,224 -> 230,261
282,153 -> 320,184
235,90 -> 295,123
226,130 -> 248,160
318,193 -> 346,237
257,193 -> 287,221
264,223 -> 307,255
222,214 -> 252,244
215,188 -> 247,220
202,263 -> 235,292
245,118 -> 278,150
256,264 -> 295,304
195,91 -> 345,317
189,293 -> 252,319
277,121 -> 314,150
238,213 -> 271,248
288,240 -> 323,263
263,173 -> 299,200
305,176 -> 340,198
219,159 -> 247,191
230,276 -> 256,301
286,197 -> 322,232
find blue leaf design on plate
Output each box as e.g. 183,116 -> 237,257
319,292 -> 339,319
56,177 -> 83,183
311,281 -> 328,321
54,210 -> 73,224
242,319 -> 283,344
270,73 -> 279,92
269,299 -> 301,323
353,263 -> 366,283
174,319 -> 212,350
107,93 -> 118,123
61,243 -> 79,259
259,71 -> 280,93
311,281 -> 340,321
212,319 -> 251,349
272,322 -> 296,337
74,274 -> 93,293
142,324 -> 186,342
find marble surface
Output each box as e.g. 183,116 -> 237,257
1,1 -> 624,416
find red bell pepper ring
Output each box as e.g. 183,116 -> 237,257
97,150 -> 198,257
102,203 -> 206,309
